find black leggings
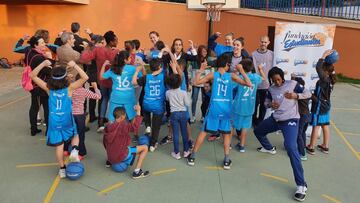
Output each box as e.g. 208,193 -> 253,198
29,89 -> 48,131
64,114 -> 87,156
143,111 -> 163,146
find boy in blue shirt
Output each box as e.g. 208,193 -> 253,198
133,58 -> 166,152
187,54 -> 252,169
232,59 -> 265,152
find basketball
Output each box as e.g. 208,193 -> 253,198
138,135 -> 150,146
112,162 -> 128,173
66,162 -> 85,180
325,50 -> 339,64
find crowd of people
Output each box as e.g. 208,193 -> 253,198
13,22 -> 337,202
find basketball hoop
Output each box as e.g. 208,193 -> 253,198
202,0 -> 225,22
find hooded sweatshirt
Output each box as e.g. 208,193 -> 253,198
103,115 -> 142,164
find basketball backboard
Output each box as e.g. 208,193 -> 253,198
187,0 -> 239,10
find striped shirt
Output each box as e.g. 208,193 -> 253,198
72,87 -> 101,115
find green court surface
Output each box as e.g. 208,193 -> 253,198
0,83 -> 359,203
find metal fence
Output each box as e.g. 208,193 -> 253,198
240,0 -> 360,20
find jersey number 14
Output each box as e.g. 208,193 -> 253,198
217,84 -> 227,97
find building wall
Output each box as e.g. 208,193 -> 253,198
0,0 -> 208,62
214,12 -> 360,78
0,1 -> 359,78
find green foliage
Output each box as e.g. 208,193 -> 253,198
337,74 -> 360,84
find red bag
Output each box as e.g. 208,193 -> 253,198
21,53 -> 40,91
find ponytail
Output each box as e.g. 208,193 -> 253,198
323,63 -> 337,86
112,50 -> 129,75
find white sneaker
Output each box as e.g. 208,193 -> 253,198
69,149 -> 80,162
294,185 -> 307,202
171,152 -> 181,160
145,126 -> 151,134
97,126 -> 105,133
183,151 -> 191,158
190,117 -> 195,123
59,168 -> 66,178
257,146 -> 277,155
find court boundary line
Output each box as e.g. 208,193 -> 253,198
0,95 -> 29,110
321,194 -> 342,203
260,172 -> 289,183
330,120 -> 360,160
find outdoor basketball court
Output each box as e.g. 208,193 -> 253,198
0,67 -> 359,203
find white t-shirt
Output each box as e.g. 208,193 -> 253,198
166,88 -> 191,112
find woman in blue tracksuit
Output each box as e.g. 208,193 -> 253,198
254,67 -> 311,202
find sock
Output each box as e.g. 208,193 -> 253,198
224,154 -> 229,162
134,168 -> 140,173
190,152 -> 196,159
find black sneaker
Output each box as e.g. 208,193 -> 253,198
31,128 -> 42,136
85,127 -> 90,132
132,169 -> 150,179
317,145 -> 329,154
187,156 -> 195,166
306,146 -> 315,155
223,159 -> 232,170
294,185 -> 307,202
105,160 -> 111,168
160,135 -> 172,145
188,139 -> 194,150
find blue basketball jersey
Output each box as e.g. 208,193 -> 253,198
103,65 -> 137,104
232,73 -> 263,116
143,73 -> 166,114
150,50 -> 160,59
207,71 -> 234,119
48,88 -> 74,130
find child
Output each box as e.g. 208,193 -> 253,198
30,60 -> 88,178
232,59 -> 265,152
187,54 -> 252,169
132,39 -> 147,63
103,105 -> 149,179
291,76 -> 310,161
100,51 -> 145,123
201,81 -> 211,122
166,73 -> 191,159
253,67 -> 311,201
161,59 -> 194,148
306,50 -> 337,155
132,58 -> 166,152
201,81 -> 221,142
64,79 -> 101,160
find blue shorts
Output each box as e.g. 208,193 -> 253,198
311,111 -> 330,126
202,116 -> 231,134
47,119 -> 78,146
122,146 -> 137,166
108,102 -> 136,122
232,114 -> 252,131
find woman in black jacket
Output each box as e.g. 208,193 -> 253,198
25,36 -> 54,136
